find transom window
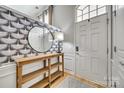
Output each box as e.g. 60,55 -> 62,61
76,5 -> 106,22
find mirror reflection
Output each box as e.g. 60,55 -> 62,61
28,27 -> 53,53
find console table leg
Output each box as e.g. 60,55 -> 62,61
62,54 -> 64,76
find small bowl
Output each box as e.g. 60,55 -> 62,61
0,44 -> 8,50
11,44 -> 24,50
12,12 -> 24,18
19,49 -> 31,54
1,38 -> 17,44
20,29 -> 28,35
27,53 -> 36,57
11,55 -> 24,60
0,50 -> 17,56
11,33 -> 24,39
1,12 -> 17,21
1,25 -> 17,33
20,19 -> 31,26
11,22 -> 24,29
0,18 -> 8,25
19,39 -> 27,45
0,32 -> 8,38
0,7 -> 7,12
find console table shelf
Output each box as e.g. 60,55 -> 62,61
30,71 -> 62,88
16,53 -> 64,88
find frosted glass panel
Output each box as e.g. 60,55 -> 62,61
83,14 -> 88,20
77,10 -> 82,16
90,5 -> 96,11
98,7 -> 106,15
83,6 -> 89,14
77,16 -> 82,22
90,11 -> 96,18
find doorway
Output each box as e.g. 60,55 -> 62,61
75,14 -> 108,85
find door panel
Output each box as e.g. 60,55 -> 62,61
76,14 -> 108,85
91,33 -> 99,51
90,15 -> 107,84
80,34 -> 88,51
78,20 -> 90,77
80,56 -> 90,71
91,57 -> 99,74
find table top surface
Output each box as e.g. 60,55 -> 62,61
16,53 -> 64,63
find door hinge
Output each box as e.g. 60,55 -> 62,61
114,46 -> 117,52
107,18 -> 109,24
114,10 -> 116,16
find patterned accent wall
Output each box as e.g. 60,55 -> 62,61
0,6 -> 63,64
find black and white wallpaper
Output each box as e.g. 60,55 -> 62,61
0,6 -> 62,64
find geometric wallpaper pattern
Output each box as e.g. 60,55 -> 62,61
0,6 -> 62,64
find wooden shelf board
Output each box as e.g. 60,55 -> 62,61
51,71 -> 62,82
16,53 -> 64,66
30,77 -> 49,88
30,71 -> 62,88
50,72 -> 68,88
51,62 -> 62,69
22,67 -> 49,84
22,62 -> 62,84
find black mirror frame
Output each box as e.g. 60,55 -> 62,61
27,26 -> 54,53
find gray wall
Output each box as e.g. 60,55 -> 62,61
52,5 -> 75,73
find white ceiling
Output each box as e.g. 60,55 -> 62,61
7,5 -> 49,17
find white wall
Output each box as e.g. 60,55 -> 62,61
0,63 -> 16,88
52,5 -> 75,73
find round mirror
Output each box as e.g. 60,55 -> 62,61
28,27 -> 54,53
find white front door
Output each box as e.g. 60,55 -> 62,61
76,14 -> 108,85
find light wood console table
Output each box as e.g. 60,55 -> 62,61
16,53 -> 64,88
